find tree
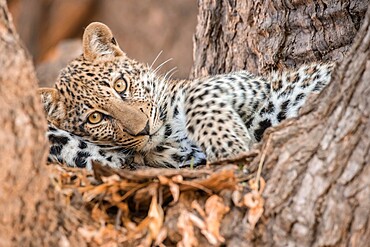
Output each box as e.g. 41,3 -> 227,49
0,0 -> 369,246
191,0 -> 370,245
0,1 -> 92,246
0,0 -> 48,243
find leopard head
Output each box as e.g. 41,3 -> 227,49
38,22 -> 166,152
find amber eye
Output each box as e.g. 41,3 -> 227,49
114,78 -> 127,93
88,112 -> 103,124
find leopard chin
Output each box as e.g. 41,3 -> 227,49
140,125 -> 166,152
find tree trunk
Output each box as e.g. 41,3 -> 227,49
192,0 -> 369,77
0,1 -> 91,246
192,0 -> 370,246
0,0 -> 47,243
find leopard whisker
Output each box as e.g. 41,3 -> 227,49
163,66 -> 177,81
153,58 -> 173,74
165,68 -> 178,83
154,67 -> 176,105
149,50 -> 163,70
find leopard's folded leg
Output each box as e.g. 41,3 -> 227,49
46,125 -> 135,169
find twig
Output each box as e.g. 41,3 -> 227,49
255,136 -> 271,191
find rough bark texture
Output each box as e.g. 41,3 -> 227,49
0,2 -> 91,246
191,0 -> 369,78
257,20 -> 370,246
192,0 -> 370,246
0,0 -> 48,243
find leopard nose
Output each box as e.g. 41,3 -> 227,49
135,120 -> 150,136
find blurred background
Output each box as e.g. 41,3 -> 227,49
7,0 -> 197,86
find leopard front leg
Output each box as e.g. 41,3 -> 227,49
184,99 -> 253,163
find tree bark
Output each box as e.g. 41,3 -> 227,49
257,20 -> 370,247
0,1 -> 91,246
0,0 -> 47,243
192,0 -> 370,246
191,0 -> 369,77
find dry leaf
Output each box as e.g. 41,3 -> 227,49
191,200 -> 206,218
158,175 -> 181,203
177,211 -> 198,247
204,195 -> 229,243
244,192 -> 264,228
169,181 -> 180,203
188,212 -> 206,229
154,227 -> 168,246
49,162 -> 241,245
190,196 -> 229,244
232,190 -> 243,207
200,230 -> 218,245
244,177 -> 266,229
148,193 -> 164,241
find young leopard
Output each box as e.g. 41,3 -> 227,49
39,22 -> 334,169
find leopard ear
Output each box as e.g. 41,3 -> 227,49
82,22 -> 124,61
37,88 -> 65,126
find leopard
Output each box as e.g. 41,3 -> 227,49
38,22 -> 334,169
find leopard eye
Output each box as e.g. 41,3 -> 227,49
114,78 -> 128,93
88,112 -> 103,124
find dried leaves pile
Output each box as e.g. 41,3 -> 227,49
49,159 -> 266,246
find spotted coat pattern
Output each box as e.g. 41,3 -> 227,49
45,61 -> 333,169
41,22 -> 334,169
